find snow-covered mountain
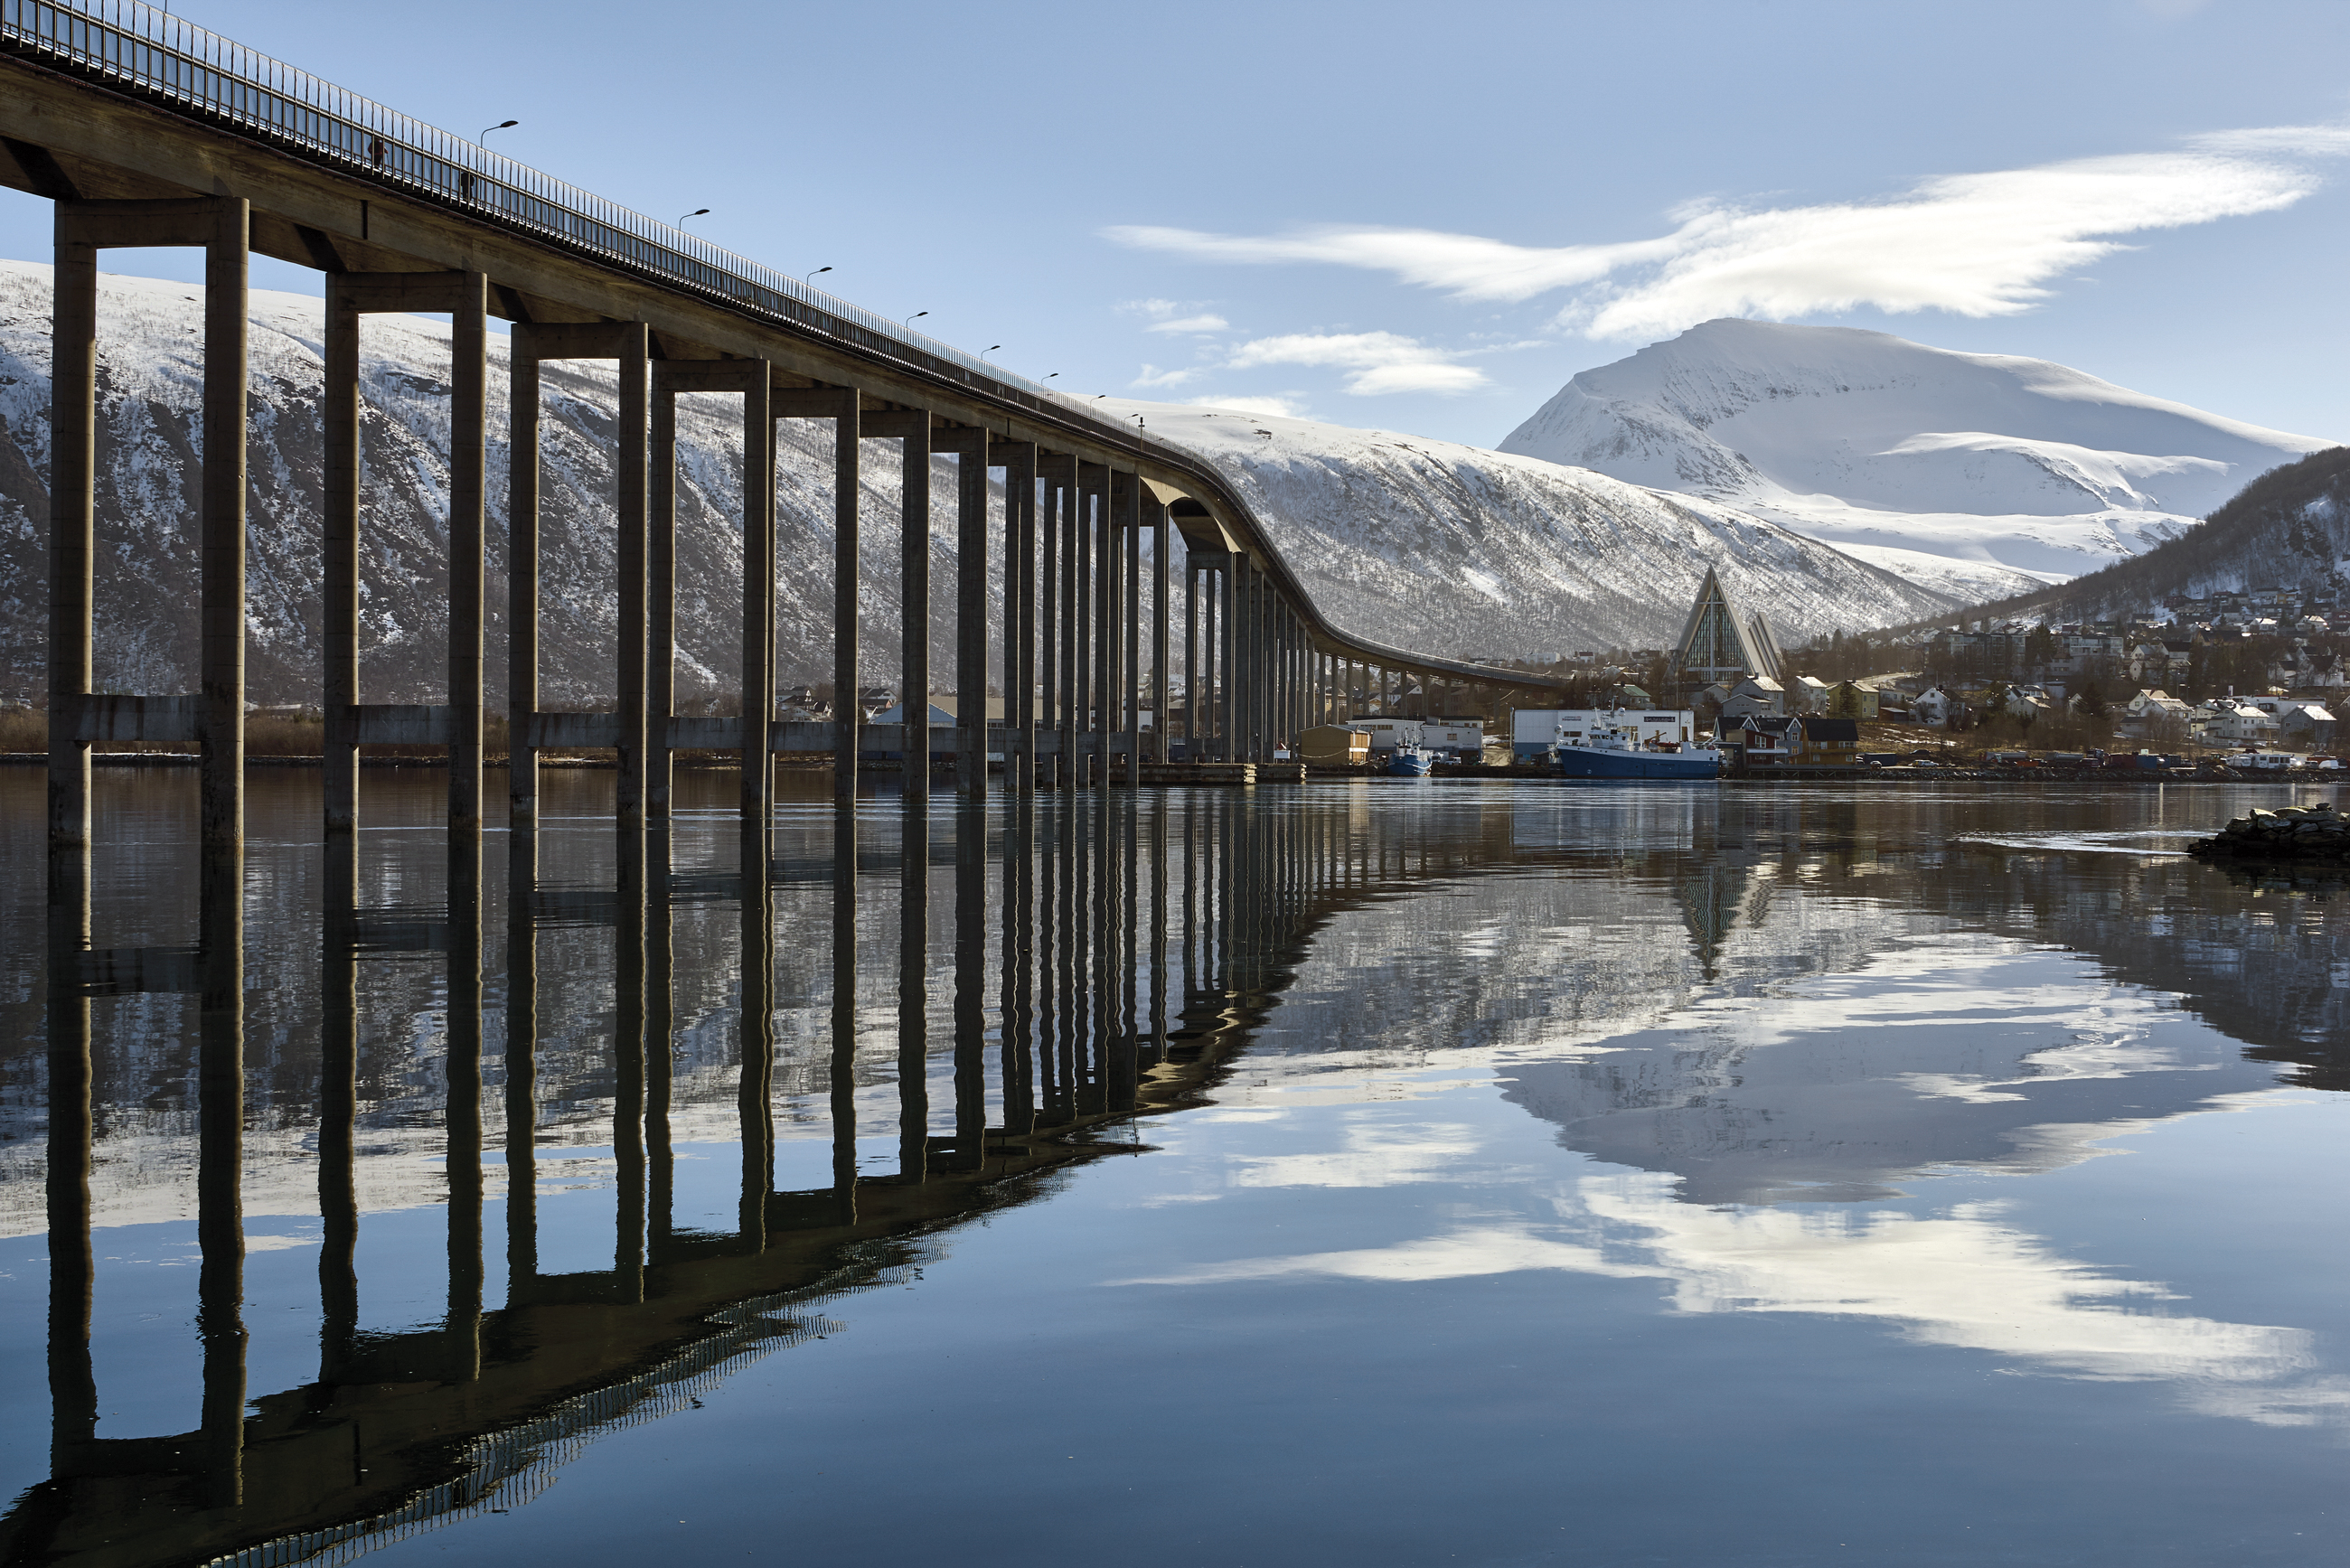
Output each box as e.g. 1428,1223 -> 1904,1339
0,263 -> 1966,708
0,260 -> 980,707
1104,398 -> 1960,660
1499,319 -> 2335,594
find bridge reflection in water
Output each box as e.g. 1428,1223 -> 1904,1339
15,768 -> 1543,1568
8,773 -> 2350,1567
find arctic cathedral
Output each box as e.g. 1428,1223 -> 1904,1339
1672,568 -> 1783,687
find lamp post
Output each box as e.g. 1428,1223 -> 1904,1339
904,311 -> 928,325
480,119 -> 517,143
678,208 -> 710,227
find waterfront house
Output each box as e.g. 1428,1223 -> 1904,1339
1911,687 -> 1953,726
1720,714 -> 1793,765
2119,690 -> 2195,740
2197,701 -> 2280,746
1791,675 -> 1833,714
2276,703 -> 2337,750
1827,679 -> 1880,720
1795,715 -> 1862,765
1718,676 -> 1786,719
2005,684 -> 2058,720
1720,713 -> 1860,766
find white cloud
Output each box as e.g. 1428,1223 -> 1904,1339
1130,362 -> 1200,389
1109,1175 -> 2339,1423
1182,394 -> 1308,418
1105,123 -> 2350,339
1119,297 -> 1228,334
1227,1121 -> 1488,1189
1224,331 -> 1488,395
1107,1225 -> 1645,1287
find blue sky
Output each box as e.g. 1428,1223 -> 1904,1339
8,0 -> 2350,446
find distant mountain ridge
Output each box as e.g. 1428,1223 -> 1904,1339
0,262 -> 1974,709
1498,319 -> 2333,595
1101,398 -> 1963,661
1936,445 -> 2350,626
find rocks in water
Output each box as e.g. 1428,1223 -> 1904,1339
2187,800 -> 2350,860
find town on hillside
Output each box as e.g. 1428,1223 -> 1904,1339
1471,571 -> 2345,774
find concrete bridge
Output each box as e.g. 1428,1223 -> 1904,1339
1,0 -> 1574,860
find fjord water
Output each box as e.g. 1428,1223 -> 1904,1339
2,772 -> 2345,1567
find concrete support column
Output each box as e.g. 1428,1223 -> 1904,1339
649,382 -> 678,822
1058,463 -> 1081,785
998,442 -> 1038,791
1217,561 -> 1236,761
744,378 -> 775,826
199,197 -> 249,857
832,398 -> 862,803
446,275 -> 488,831
774,388 -> 862,799
1183,560 -> 1200,761
1151,498 -> 1170,763
1121,476 -> 1142,785
322,277 -> 360,835
1081,466 -> 1107,785
507,346 -> 541,827
888,413 -> 932,804
938,425 -> 989,799
614,324 -> 651,829
47,209 -> 95,849
1037,462 -> 1063,786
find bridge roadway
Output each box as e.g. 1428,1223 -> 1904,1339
0,0 -> 1575,859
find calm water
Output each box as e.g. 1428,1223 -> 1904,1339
2,769 -> 2345,1567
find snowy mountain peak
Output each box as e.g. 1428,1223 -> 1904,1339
1499,320 -> 2335,587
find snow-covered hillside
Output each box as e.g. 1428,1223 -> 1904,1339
1499,319 -> 2335,591
1105,398 -> 1960,658
0,260 -> 979,706
0,264 -> 1968,707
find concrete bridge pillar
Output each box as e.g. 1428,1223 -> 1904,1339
48,197 -> 249,854
324,270 -> 490,834
650,360 -> 772,825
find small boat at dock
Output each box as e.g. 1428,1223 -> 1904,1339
1386,745 -> 1436,777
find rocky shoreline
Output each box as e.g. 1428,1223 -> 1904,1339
2187,801 -> 2350,861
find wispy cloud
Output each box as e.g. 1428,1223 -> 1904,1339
1183,393 -> 1308,418
1225,331 -> 1488,395
1106,124 -> 2350,339
1130,362 -> 1201,389
1119,297 -> 1231,334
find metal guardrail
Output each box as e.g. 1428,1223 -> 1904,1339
0,0 -> 1156,443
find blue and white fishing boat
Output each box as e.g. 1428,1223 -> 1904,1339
1386,744 -> 1436,777
1549,725 -> 1719,781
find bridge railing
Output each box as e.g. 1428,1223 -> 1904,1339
0,0 -> 1122,427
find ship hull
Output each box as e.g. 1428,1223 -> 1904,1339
1551,747 -> 1719,780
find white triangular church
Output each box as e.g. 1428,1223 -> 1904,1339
1672,567 -> 1781,685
